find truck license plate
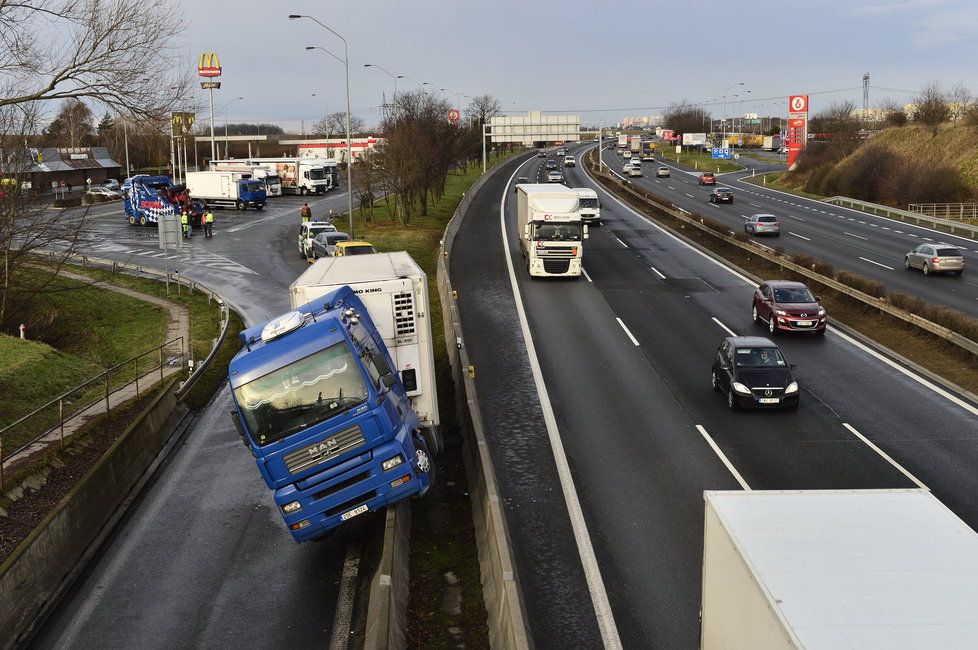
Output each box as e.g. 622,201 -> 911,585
758,398 -> 780,404
341,504 -> 369,521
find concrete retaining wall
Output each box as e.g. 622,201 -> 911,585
364,502 -> 410,649
0,378 -> 182,648
436,154 -> 532,649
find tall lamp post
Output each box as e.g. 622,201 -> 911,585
290,14 -> 354,238
364,63 -> 402,111
721,82 -> 745,143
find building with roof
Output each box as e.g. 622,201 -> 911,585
20,147 -> 121,193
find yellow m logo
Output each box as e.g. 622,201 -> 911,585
197,51 -> 222,77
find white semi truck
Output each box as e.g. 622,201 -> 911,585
288,252 -> 440,448
630,135 -> 642,156
701,489 -> 978,650
209,160 -> 283,196
516,184 -> 586,278
238,157 -> 332,195
185,171 -> 267,211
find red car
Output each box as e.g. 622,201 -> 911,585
752,280 -> 827,335
698,173 -> 716,186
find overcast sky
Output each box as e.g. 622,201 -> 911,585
178,0 -> 978,130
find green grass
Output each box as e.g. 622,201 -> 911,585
741,171 -> 828,200
657,147 -> 743,173
1,269 -> 169,450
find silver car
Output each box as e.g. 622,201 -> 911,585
310,231 -> 351,259
547,170 -> 564,183
905,243 -> 966,276
745,214 -> 781,237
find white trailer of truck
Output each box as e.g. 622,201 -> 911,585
209,161 -> 283,196
762,136 -> 783,151
240,157 -> 332,195
617,134 -> 629,151
516,184 -> 586,278
185,171 -> 267,210
288,252 -> 440,448
630,135 -> 642,155
701,489 -> 978,650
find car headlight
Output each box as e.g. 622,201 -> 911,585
282,500 -> 302,514
774,309 -> 787,316
382,455 -> 404,472
817,309 -> 826,317
732,382 -> 752,395
785,382 -> 799,394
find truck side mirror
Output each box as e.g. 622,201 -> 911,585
382,373 -> 396,388
230,410 -> 249,446
523,224 -> 530,238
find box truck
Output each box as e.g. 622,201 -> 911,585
238,157 -> 333,195
762,136 -> 783,151
516,184 -> 586,278
185,171 -> 266,210
630,135 -> 642,155
701,489 -> 978,649
617,134 -> 629,151
209,160 -> 283,196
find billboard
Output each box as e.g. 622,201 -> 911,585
682,132 -> 708,146
787,94 -> 809,169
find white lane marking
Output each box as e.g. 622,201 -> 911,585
858,256 -> 894,270
708,203 -> 720,208
784,214 -> 806,221
844,231 -> 868,240
711,317 -> 737,337
894,230 -> 904,234
788,232 -> 811,241
685,193 -> 695,198
582,266 -> 593,283
842,424 -> 928,489
923,237 -> 933,241
696,425 -> 751,491
649,265 -> 666,280
740,214 -> 749,220
908,233 -> 918,238
614,236 -> 628,248
500,160 -> 622,647
616,317 -> 640,346
830,329 -> 978,419
882,226 -> 891,230
329,543 -> 361,650
667,185 -> 676,190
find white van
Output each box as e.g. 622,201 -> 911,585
575,188 -> 601,225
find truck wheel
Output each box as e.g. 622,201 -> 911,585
139,215 -> 147,226
128,215 -> 136,225
236,200 -> 245,211
300,187 -> 308,196
255,204 -> 264,211
413,435 -> 435,492
422,426 -> 443,457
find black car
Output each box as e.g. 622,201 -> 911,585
545,159 -> 558,170
515,176 -> 529,192
537,151 -> 546,158
709,187 -> 734,204
711,336 -> 799,411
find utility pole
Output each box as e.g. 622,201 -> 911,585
863,73 -> 870,112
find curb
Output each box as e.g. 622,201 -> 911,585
363,502 -> 410,649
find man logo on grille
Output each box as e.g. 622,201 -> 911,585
307,437 -> 339,458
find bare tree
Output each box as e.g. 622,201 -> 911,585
464,95 -> 502,127
878,98 -> 907,127
948,82 -> 972,121
42,99 -> 96,148
912,81 -> 951,135
809,100 -> 862,157
312,112 -> 366,138
351,148 -> 380,221
664,101 -> 712,136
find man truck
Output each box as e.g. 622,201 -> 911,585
185,170 -> 267,211
229,252 -> 440,542
762,135 -> 783,151
700,489 -> 978,649
239,157 -> 334,195
516,184 -> 587,278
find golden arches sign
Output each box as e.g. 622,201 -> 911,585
197,51 -> 222,78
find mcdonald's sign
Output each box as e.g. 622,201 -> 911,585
198,51 -> 222,78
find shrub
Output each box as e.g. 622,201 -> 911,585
52,197 -> 82,208
836,270 -> 886,298
885,110 -> 908,127
888,292 -> 978,342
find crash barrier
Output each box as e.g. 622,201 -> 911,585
436,153 -> 533,649
33,250 -> 231,400
0,336 -> 184,489
364,503 -> 410,649
0,377 -> 183,649
909,202 -> 978,222
584,149 -> 978,359
824,196 -> 978,240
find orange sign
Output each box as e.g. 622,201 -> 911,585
198,51 -> 222,78
447,109 -> 460,124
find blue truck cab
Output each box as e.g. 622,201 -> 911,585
228,285 -> 433,542
235,178 -> 267,210
123,175 -> 177,226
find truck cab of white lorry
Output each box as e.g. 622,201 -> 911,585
574,188 -> 601,226
516,184 -> 587,278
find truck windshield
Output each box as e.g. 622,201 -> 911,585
246,181 -> 264,193
578,198 -> 599,209
233,342 -> 369,446
532,222 -> 582,242
308,168 -> 328,181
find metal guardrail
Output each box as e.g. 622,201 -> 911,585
586,152 -> 978,359
0,336 -> 185,488
823,196 -> 978,239
908,202 -> 978,221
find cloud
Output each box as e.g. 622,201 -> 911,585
910,9 -> 978,48
851,0 -> 948,16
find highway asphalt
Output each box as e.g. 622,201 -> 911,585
451,142 -> 978,647
600,145 -> 978,317
32,191 -> 384,648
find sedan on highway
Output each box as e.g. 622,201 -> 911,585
656,167 -> 670,178
624,164 -> 642,178
709,187 -> 734,204
745,214 -> 781,237
537,151 -> 546,158
547,170 -> 564,183
309,231 -> 350,259
752,280 -> 827,336
904,243 -> 966,276
546,159 -> 558,170
712,336 -> 799,411
699,173 -> 716,186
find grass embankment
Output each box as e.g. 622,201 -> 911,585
356,152 -> 519,648
743,171 -> 829,200
1,270 -> 168,450
657,146 -> 743,173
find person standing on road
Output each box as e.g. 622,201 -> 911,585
301,202 -> 312,224
181,209 -> 189,238
204,210 -> 214,238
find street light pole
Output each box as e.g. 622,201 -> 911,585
292,14 -> 354,237
721,82 -> 744,144
220,96 -> 244,159
364,63 -> 400,110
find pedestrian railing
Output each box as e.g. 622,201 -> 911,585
823,196 -> 978,239
908,203 -> 978,222
0,337 -> 185,488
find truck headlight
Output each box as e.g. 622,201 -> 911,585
785,382 -> 799,394
282,500 -> 302,514
382,455 -> 403,471
732,382 -> 752,395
